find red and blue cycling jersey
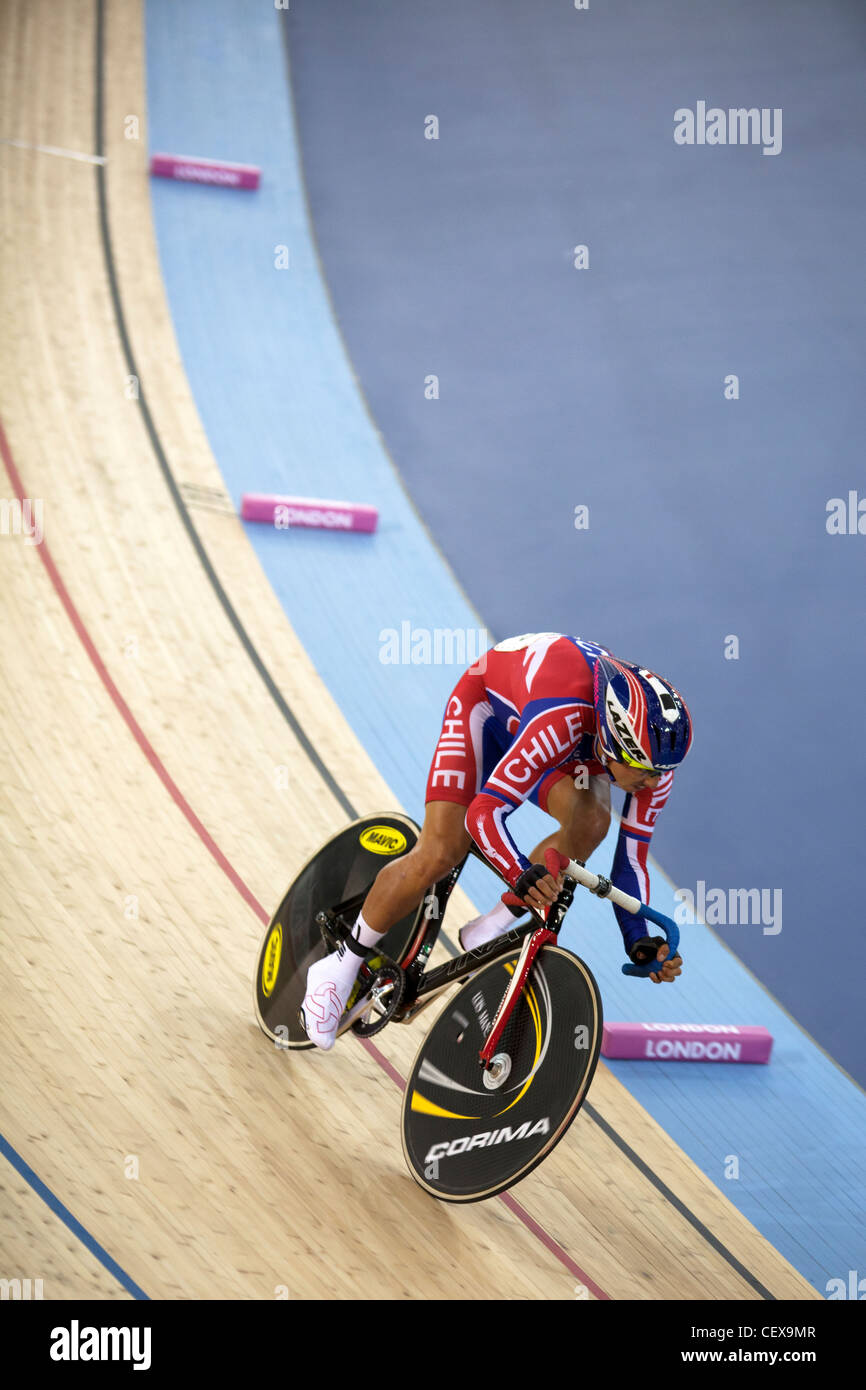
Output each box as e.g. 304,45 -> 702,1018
424,633 -> 674,952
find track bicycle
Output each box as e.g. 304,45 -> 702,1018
254,813 -> 679,1202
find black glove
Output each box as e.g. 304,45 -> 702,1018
502,850 -> 569,915
511,862 -> 555,904
628,934 -> 667,966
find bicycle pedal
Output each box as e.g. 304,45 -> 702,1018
350,961 -> 406,1038
315,910 -> 340,951
337,990 -> 377,1035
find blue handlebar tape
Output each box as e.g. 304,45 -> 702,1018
620,903 -> 681,977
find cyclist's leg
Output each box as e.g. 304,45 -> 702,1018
303,805 -> 470,1049
303,668 -> 482,1047
527,771 -> 611,864
359,799 -> 471,933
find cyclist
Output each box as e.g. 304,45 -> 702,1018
302,633 -> 692,1050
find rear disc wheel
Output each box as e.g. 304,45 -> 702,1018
253,814 -> 422,1049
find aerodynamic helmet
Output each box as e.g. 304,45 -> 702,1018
593,654 -> 693,772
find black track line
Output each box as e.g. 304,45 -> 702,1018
93,0 -> 355,824
584,1102 -> 774,1300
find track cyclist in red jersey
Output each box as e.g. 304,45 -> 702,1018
301,633 -> 693,1051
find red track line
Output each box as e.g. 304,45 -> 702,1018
498,1192 -> 609,1299
359,1036 -> 608,1294
0,423 -> 265,925
0,414 -> 610,1300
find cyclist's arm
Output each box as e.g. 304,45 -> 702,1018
465,701 -> 592,886
610,772 -> 675,952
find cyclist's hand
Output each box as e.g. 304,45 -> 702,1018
649,942 -> 682,984
502,861 -> 563,915
629,935 -> 683,983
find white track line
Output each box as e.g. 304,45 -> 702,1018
0,138 -> 106,165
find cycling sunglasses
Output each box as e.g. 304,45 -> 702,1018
617,748 -> 664,775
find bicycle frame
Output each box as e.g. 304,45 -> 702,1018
401,848 -> 578,1070
319,842 -> 679,1061
321,843 -> 573,1068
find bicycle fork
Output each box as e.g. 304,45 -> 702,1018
478,866 -> 576,1069
477,926 -> 556,1069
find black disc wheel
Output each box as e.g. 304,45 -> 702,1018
401,945 -> 602,1201
254,814 -> 422,1049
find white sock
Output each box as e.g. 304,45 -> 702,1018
352,910 -> 384,950
319,912 -> 384,991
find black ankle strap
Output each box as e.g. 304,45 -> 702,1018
341,931 -> 368,958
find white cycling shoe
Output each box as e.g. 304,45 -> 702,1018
458,911 -> 521,953
301,948 -> 362,1052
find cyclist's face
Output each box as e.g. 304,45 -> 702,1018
608,760 -> 662,794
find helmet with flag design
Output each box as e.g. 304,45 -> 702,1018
593,654 -> 692,772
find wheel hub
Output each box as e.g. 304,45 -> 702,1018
482,1052 -> 512,1089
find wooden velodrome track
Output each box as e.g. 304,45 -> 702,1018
0,0 -> 817,1301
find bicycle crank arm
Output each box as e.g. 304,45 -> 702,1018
335,988 -> 379,1037
347,957 -> 407,1039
